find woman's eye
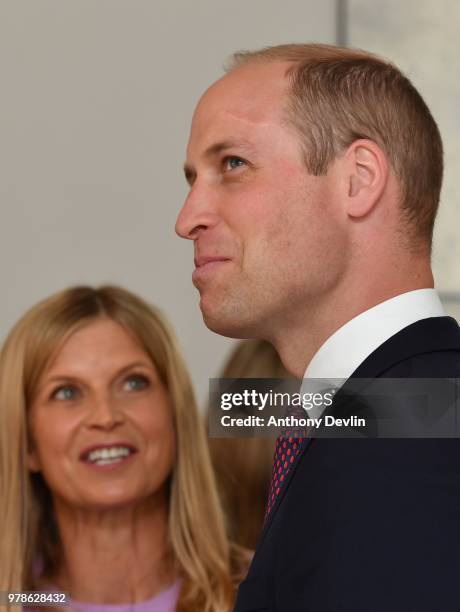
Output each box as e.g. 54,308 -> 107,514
223,156 -> 246,171
123,375 -> 149,392
52,386 -> 77,401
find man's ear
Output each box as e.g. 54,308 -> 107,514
343,139 -> 389,218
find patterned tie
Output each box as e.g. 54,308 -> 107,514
265,434 -> 307,519
264,384 -> 335,520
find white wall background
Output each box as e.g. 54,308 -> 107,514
0,0 -> 337,403
348,0 -> 460,320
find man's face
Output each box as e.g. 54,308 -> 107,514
176,61 -> 347,339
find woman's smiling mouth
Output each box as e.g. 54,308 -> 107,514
80,443 -> 138,468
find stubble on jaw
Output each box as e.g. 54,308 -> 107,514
197,180 -> 345,341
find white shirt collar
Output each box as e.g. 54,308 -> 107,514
303,289 -> 446,381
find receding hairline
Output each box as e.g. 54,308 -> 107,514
225,42 -> 390,73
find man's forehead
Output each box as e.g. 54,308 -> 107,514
201,61 -> 289,111
188,61 -> 292,150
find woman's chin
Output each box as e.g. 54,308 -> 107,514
60,485 -> 162,513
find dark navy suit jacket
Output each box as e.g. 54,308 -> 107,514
234,316 -> 460,611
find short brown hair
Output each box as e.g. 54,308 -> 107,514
228,43 -> 443,247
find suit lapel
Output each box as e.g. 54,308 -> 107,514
257,316 -> 460,548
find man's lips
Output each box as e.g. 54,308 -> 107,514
192,256 -> 231,283
194,255 -> 231,268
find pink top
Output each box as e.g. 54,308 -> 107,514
24,581 -> 180,612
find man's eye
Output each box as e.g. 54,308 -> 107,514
223,156 -> 246,171
52,386 -> 78,401
122,375 -> 149,392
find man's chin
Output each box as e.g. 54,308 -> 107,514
199,297 -> 254,340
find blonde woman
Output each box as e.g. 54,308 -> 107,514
0,285 -> 245,611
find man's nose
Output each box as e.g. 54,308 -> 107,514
175,183 -> 218,240
86,395 -> 124,431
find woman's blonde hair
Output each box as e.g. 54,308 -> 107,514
207,339 -> 291,550
0,285 -> 239,611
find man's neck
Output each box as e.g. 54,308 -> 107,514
271,272 -> 435,378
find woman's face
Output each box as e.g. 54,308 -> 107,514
28,317 -> 176,510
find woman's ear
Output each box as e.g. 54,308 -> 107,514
344,139 -> 389,218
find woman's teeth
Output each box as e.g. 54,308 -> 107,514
86,446 -> 132,465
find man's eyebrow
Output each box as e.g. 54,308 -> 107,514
204,138 -> 254,157
183,139 -> 256,184
203,139 -> 255,158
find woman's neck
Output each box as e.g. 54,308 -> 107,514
48,491 -> 174,604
